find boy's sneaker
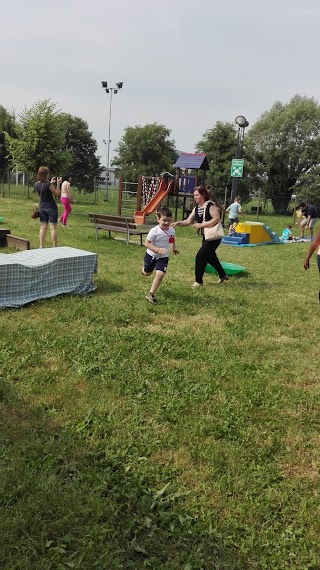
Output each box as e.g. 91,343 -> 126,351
192,282 -> 203,287
146,292 -> 157,304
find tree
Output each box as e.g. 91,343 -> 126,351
196,122 -> 251,204
60,114 -> 101,193
247,95 -> 320,213
296,167 -> 320,211
0,106 -> 16,183
5,99 -> 70,179
196,122 -> 236,192
112,123 -> 177,181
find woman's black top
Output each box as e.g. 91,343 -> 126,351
34,181 -> 57,207
195,201 -> 215,222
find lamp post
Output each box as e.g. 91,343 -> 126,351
231,115 -> 249,201
101,81 -> 123,201
103,139 -> 108,193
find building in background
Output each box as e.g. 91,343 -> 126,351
99,167 -> 119,188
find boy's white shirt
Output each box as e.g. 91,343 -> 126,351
146,225 -> 175,258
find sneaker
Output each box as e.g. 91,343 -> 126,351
192,282 -> 203,287
218,276 -> 229,283
146,292 -> 157,304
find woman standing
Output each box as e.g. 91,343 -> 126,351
172,185 -> 228,286
34,166 -> 61,248
60,174 -> 75,227
303,225 -> 320,303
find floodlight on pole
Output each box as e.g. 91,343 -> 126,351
231,115 -> 249,201
101,80 -> 124,201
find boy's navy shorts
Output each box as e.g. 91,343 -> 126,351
143,252 -> 169,273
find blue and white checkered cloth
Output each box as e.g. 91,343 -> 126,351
0,246 -> 97,308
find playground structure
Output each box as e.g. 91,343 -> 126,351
222,221 -> 281,246
171,153 -> 209,220
134,178 -> 174,225
118,153 -> 209,221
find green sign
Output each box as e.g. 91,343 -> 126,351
231,159 -> 244,178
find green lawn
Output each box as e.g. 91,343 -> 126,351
0,194 -> 319,569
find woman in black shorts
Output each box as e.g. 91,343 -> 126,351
34,166 -> 61,248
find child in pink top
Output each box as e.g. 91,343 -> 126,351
59,174 -> 75,226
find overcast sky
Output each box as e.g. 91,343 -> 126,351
2,0 -> 319,167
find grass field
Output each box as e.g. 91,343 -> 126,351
0,191 -> 319,569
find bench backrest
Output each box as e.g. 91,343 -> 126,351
88,213 -> 136,229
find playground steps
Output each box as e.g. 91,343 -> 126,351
222,232 -> 250,245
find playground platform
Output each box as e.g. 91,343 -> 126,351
222,221 -> 281,246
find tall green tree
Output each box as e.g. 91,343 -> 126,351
296,167 -> 320,211
196,122 -> 251,204
247,95 -> 320,212
5,100 -> 70,179
112,123 -> 177,181
196,122 -> 236,195
0,106 -> 16,183
60,114 -> 101,193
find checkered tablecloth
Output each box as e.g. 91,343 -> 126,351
0,246 -> 97,308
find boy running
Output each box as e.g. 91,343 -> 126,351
226,196 -> 241,235
142,207 -> 179,303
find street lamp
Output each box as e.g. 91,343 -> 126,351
101,81 -> 123,200
102,139 -> 108,192
231,115 -> 249,201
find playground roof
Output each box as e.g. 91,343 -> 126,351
174,153 -> 209,170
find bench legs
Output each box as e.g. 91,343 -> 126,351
94,226 -> 145,246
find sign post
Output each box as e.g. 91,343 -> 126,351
231,159 -> 244,178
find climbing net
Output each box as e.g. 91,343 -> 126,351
142,176 -> 159,206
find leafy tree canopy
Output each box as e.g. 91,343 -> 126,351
196,122 -> 252,205
5,100 -> 70,178
247,94 -> 320,212
4,101 -> 102,192
112,123 -> 177,181
0,106 -> 16,182
196,122 -> 240,202
60,113 -> 101,193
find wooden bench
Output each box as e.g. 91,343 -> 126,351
250,206 -> 262,214
88,213 -> 149,246
6,235 -> 31,251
